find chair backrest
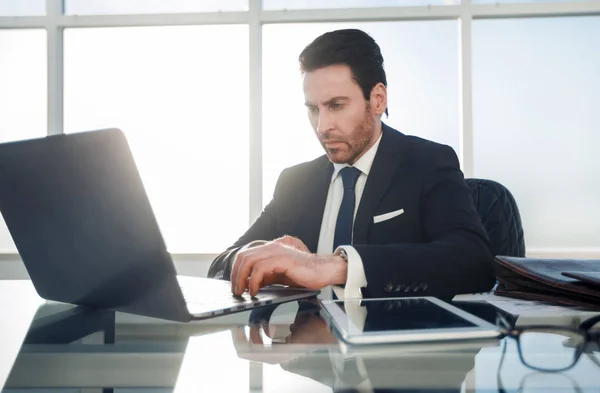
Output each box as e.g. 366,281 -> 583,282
465,178 -> 526,257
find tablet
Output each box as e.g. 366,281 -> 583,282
321,296 -> 500,345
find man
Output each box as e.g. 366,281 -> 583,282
208,29 -> 496,300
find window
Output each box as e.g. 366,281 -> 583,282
473,16 -> 600,250
262,21 -> 459,204
0,29 -> 47,252
0,0 -> 45,16
263,0 -> 459,10
474,0 -> 596,3
65,0 -> 247,15
64,26 -> 249,253
1,1 -> 599,261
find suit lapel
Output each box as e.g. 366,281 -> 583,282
353,125 -> 407,245
301,157 -> 333,253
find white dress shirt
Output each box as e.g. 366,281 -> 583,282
316,132 -> 383,300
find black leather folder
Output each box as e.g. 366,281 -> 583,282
493,256 -> 600,310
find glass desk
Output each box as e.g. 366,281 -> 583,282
1,280 -> 599,392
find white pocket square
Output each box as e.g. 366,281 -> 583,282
373,209 -> 405,224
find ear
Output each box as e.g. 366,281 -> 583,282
370,83 -> 388,117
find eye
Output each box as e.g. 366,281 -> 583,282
307,106 -> 318,115
330,102 -> 343,110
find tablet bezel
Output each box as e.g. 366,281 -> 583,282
321,296 -> 500,345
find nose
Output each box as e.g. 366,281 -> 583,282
316,111 -> 333,136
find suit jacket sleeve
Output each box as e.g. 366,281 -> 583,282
207,169 -> 291,280
356,144 -> 496,298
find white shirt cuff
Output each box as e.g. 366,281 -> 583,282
331,246 -> 367,300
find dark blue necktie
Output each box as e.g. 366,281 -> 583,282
333,166 -> 362,251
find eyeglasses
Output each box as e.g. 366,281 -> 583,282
496,313 -> 600,372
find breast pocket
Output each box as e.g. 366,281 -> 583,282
369,207 -> 421,244
373,208 -> 404,224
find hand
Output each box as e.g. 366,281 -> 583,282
231,242 -> 347,296
272,235 -> 310,252
231,236 -> 308,281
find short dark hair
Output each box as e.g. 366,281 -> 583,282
299,29 -> 388,116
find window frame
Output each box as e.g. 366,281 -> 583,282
1,0 -> 600,257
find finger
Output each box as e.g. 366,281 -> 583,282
247,262 -> 267,297
247,260 -> 277,297
259,271 -> 280,289
231,250 -> 253,294
232,245 -> 273,294
231,243 -> 270,292
233,254 -> 253,296
238,244 -> 288,295
248,258 -> 290,296
230,251 -> 243,293
235,248 -> 272,296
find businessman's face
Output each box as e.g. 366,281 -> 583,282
303,64 -> 384,164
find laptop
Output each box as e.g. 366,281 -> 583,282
0,128 -> 319,322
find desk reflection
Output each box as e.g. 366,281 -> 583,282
4,298 -> 599,393
231,300 -> 495,393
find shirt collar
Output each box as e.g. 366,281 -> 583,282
331,132 -> 383,183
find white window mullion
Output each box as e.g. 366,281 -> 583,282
472,0 -> 600,18
249,0 -> 263,225
46,0 -> 63,135
459,0 -> 474,177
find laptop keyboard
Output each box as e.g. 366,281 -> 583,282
177,276 -> 256,309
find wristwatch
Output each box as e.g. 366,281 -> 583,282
334,247 -> 349,263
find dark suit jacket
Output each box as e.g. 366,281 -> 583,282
208,124 -> 496,298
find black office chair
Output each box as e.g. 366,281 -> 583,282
465,178 -> 526,258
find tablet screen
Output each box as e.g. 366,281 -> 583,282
335,298 -> 476,333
